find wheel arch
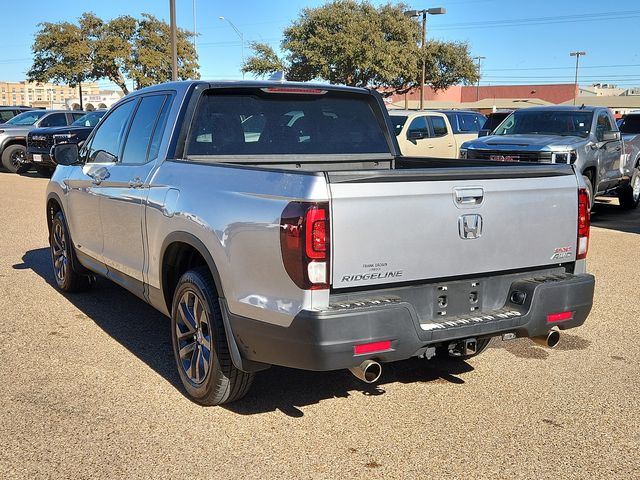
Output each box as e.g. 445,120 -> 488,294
159,232 -> 268,373
46,192 -> 65,235
159,232 -> 226,315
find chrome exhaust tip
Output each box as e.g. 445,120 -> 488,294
531,327 -> 560,348
349,359 -> 382,383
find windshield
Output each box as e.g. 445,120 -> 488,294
494,110 -> 593,137
186,90 -> 390,157
389,115 -> 408,136
6,110 -> 47,126
72,111 -> 105,127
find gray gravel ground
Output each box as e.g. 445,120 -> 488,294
0,171 -> 638,479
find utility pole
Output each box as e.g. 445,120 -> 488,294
404,7 -> 446,110
474,56 -> 486,101
78,80 -> 83,110
170,0 -> 178,81
570,51 -> 586,105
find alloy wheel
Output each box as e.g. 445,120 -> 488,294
51,222 -> 68,283
175,290 -> 212,385
633,173 -> 640,203
10,149 -> 26,170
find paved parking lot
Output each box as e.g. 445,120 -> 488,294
0,171 -> 638,479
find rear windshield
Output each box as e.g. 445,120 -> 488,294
186,90 -> 390,157
618,115 -> 640,134
494,110 -> 593,137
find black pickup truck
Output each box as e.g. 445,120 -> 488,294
25,110 -> 105,176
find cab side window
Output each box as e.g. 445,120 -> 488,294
428,116 -> 448,137
84,100 -> 136,163
40,113 -> 67,128
595,112 -> 613,142
121,95 -> 170,165
407,116 -> 429,139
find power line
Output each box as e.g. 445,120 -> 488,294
429,9 -> 640,30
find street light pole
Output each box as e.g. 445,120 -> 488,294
570,51 -> 586,105
192,0 -> 197,54
170,0 -> 178,81
219,17 -> 245,79
404,7 -> 446,110
474,56 -> 486,101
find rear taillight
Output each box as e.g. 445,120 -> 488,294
280,202 -> 330,290
577,187 -> 590,260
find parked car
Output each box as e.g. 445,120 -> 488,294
0,109 -> 85,173
46,81 -> 594,405
389,110 -> 460,158
478,110 -> 513,137
461,106 -> 640,209
438,110 -> 487,144
25,110 -> 106,177
0,106 -> 36,124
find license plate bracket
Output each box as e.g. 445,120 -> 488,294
33,154 -> 42,162
434,279 -> 484,318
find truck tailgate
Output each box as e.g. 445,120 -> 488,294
328,166 -> 579,289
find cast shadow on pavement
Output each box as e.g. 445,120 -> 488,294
15,247 -> 475,417
590,198 -> 640,235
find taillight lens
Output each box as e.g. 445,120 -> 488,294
280,202 -> 330,290
577,187 -> 590,260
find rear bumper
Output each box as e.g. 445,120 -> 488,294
228,272 -> 595,371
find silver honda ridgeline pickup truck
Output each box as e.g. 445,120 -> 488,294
46,81 -> 595,405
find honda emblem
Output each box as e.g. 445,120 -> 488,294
459,214 -> 483,239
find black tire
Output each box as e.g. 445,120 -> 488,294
618,166 -> 640,210
34,165 -> 55,178
582,174 -> 595,209
1,144 -> 27,173
49,211 -> 94,292
171,267 -> 254,405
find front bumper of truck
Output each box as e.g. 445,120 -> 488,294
227,271 -> 595,372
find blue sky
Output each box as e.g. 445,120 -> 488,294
2,0 -> 640,90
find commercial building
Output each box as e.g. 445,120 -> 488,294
0,80 -> 122,110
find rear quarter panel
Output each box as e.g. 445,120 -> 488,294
145,162 -> 330,327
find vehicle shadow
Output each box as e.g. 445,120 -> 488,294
591,198 -> 640,235
16,247 -> 475,417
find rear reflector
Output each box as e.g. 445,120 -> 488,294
547,311 -> 573,323
354,340 -> 392,355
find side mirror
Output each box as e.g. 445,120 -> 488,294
602,131 -> 621,142
51,143 -> 80,166
478,129 -> 491,137
407,130 -> 427,141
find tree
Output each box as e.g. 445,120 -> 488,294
28,12 -> 199,95
242,0 -> 478,95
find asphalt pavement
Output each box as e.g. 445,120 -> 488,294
0,171 -> 638,479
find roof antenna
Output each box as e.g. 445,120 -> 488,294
580,103 -> 585,109
268,71 -> 286,82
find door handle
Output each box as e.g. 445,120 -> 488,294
89,167 -> 109,185
454,187 -> 484,206
129,177 -> 143,188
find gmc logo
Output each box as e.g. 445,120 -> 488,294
490,154 -> 519,162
